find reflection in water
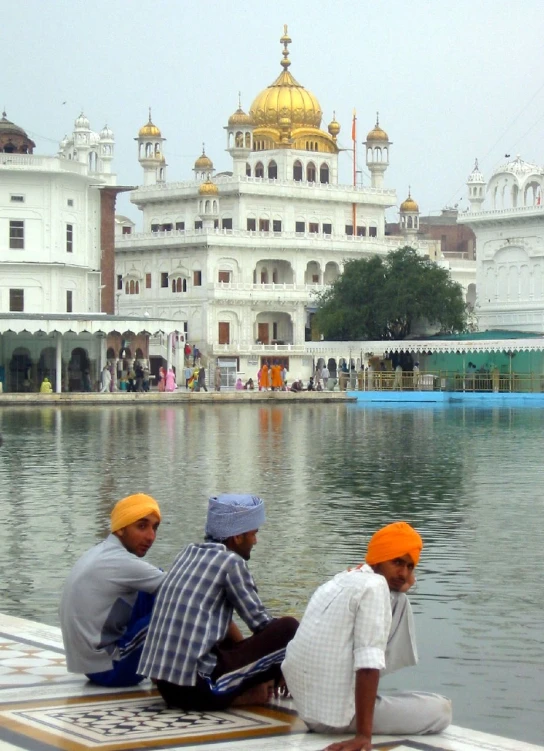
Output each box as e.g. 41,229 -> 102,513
0,403 -> 543,744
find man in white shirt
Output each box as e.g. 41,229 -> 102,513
282,522 -> 451,751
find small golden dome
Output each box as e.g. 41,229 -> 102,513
139,108 -> 161,138
328,113 -> 340,138
194,147 -> 213,169
228,108 -> 253,127
400,190 -> 419,213
198,179 -> 219,196
249,26 -> 322,131
228,94 -> 253,127
366,113 -> 388,142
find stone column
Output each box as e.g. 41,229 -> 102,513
55,333 -> 62,394
166,333 -> 173,372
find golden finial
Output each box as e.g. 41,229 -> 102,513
376,111 -> 380,126
280,24 -> 292,69
201,142 -> 206,154
148,106 -> 152,123
238,91 -> 242,109
408,184 -> 411,197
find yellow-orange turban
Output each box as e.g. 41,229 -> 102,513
110,493 -> 161,533
365,521 -> 423,566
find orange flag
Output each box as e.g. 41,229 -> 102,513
351,109 -> 357,142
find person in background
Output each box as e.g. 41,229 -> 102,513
321,364 -> 330,390
138,494 -> 298,710
214,363 -> 222,392
60,494 -> 165,687
244,378 -> 255,390
142,364 -> 150,392
307,377 -> 315,391
40,376 -> 53,394
158,366 -> 166,392
100,365 -> 111,393
165,368 -> 176,392
235,377 -> 244,390
198,366 -> 208,392
282,522 -> 452,751
413,362 -> 420,390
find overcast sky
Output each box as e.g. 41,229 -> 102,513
2,0 -> 544,226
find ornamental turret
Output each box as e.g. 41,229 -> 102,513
226,94 -> 253,178
365,113 -> 391,189
467,159 -> 486,212
136,109 -> 166,185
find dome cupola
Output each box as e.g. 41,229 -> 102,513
249,26 -> 322,132
74,111 -> 90,130
0,111 -> 36,153
138,109 -> 162,138
366,114 -> 389,142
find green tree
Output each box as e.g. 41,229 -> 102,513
314,246 -> 467,340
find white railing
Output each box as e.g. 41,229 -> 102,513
0,154 -> 88,175
212,343 -> 306,354
460,204 -> 543,221
212,282 -> 330,292
132,173 -> 396,198
116,227 -> 421,251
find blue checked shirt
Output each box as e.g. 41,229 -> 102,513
138,542 -> 272,685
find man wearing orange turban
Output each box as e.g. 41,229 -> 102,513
283,521 -> 451,751
60,493 -> 165,687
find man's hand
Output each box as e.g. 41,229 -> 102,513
322,735 -> 372,751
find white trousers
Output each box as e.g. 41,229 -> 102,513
308,593 -> 452,736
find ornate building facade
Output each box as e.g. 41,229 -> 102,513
116,28 -> 474,381
0,112 -> 179,392
459,157 -> 544,332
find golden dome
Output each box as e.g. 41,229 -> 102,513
400,190 -> 419,213
228,94 -> 253,127
198,179 -> 218,196
194,147 -> 213,169
366,114 -> 388,142
139,108 -> 161,138
249,26 -> 322,131
328,113 -> 340,138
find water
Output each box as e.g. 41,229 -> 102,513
0,403 -> 543,744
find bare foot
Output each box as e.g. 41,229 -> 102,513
231,681 -> 273,706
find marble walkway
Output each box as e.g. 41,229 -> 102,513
0,613 -> 540,751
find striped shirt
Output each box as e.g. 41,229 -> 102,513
138,542 -> 272,685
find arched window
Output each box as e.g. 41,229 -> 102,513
125,281 -> 129,294
135,281 -> 140,294
293,160 -> 303,181
246,163 -> 251,176
255,162 -> 264,178
320,163 -> 329,184
129,280 -> 135,294
145,142 -> 152,157
235,131 -> 243,147
268,160 -> 277,179
307,162 -> 316,182
176,278 -> 182,292
245,132 -> 251,148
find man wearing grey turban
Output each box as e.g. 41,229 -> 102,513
138,493 -> 298,710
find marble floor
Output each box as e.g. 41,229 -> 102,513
0,613 -> 541,751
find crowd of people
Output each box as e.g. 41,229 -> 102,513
60,492 -> 451,750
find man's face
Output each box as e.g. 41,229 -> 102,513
373,554 -> 415,591
229,529 -> 258,561
115,513 -> 160,557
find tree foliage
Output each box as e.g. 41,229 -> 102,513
313,246 -> 467,340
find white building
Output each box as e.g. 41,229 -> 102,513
0,111 -> 180,393
116,28 -> 472,382
459,157 -> 544,332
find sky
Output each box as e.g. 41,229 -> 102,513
2,0 -> 544,226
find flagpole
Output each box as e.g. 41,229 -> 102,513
352,109 -> 357,233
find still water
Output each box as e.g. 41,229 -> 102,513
0,403 -> 543,744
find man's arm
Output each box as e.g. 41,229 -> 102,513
323,668 -> 379,751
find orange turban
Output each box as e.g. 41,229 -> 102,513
110,493 -> 161,533
365,521 -> 423,566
